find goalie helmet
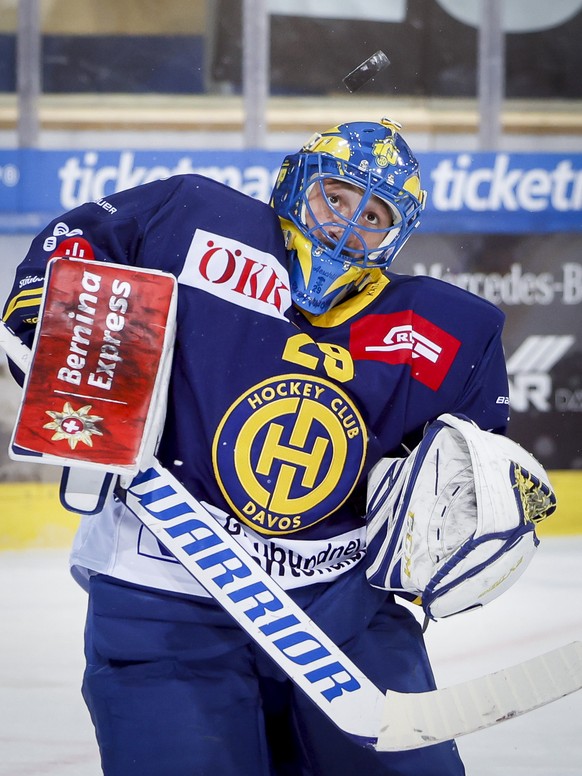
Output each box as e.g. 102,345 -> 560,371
270,118 -> 426,314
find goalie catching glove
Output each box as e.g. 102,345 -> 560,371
365,414 -> 556,620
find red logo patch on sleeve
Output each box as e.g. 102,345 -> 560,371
349,311 -> 461,390
50,236 -> 95,261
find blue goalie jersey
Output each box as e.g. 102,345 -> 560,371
3,175 -> 510,594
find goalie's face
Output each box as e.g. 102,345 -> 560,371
305,179 -> 394,258
280,177 -> 395,315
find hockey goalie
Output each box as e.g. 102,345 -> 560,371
2,118 -> 577,776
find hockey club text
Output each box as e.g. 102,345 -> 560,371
213,375 -> 366,536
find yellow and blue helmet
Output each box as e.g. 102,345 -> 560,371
271,118 -> 426,314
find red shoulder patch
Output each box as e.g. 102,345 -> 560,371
349,311 -> 461,390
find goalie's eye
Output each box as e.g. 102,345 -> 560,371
362,209 -> 384,228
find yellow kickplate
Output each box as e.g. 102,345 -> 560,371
0,482 -> 79,550
0,471 -> 579,551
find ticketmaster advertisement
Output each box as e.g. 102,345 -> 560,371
0,149 -> 580,469
1,149 -> 581,233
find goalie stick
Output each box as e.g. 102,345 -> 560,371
1,317 -> 582,751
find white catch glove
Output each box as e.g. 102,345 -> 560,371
365,413 -> 556,620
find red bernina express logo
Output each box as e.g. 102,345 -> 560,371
350,311 -> 461,390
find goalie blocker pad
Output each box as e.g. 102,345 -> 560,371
365,414 -> 556,620
10,257 -> 177,475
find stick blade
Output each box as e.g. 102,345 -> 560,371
375,641 -> 582,751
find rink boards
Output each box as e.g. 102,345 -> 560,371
0,471 -> 580,551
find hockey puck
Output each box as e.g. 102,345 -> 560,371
342,51 -> 390,93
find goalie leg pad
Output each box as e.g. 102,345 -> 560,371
365,414 -> 556,619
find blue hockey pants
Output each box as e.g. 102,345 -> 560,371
82,567 -> 465,776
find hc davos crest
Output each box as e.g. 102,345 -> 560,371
212,375 -> 367,536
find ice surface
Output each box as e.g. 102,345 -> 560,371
1,537 -> 581,775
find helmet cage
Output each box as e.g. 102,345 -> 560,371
274,150 -> 424,270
